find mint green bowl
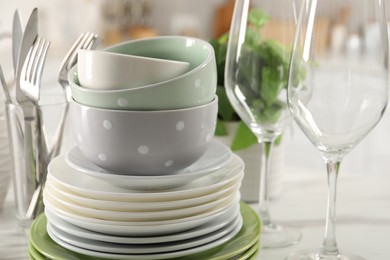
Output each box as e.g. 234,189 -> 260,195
69,36 -> 217,110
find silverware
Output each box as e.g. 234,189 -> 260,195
15,10 -> 39,220
0,65 -> 12,103
49,32 -> 98,159
12,9 -> 23,74
19,36 -> 50,221
15,8 -> 38,86
58,32 -> 98,102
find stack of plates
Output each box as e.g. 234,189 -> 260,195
29,202 -> 260,260
35,141 -> 262,259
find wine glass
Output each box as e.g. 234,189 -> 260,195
287,0 -> 389,259
225,0 -> 301,248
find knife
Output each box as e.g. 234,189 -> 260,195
14,7 -> 43,221
12,9 -> 23,74
15,8 -> 38,89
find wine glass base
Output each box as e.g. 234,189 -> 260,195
285,249 -> 367,260
261,223 -> 301,248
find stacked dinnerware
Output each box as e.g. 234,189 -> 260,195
29,36 -> 261,260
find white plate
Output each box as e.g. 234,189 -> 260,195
44,185 -> 238,221
66,141 -> 232,190
45,179 -> 241,212
44,203 -> 240,244
43,190 -> 240,226
46,214 -> 242,260
48,154 -> 244,202
46,215 -> 242,254
44,199 -> 240,236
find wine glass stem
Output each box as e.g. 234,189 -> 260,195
319,160 -> 341,257
258,140 -> 273,226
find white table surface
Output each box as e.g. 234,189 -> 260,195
1,170 -> 390,260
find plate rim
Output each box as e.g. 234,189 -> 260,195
48,155 -> 244,201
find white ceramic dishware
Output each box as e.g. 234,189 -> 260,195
46,215 -> 242,254
44,203 -> 240,244
65,141 -> 232,190
71,97 -> 218,175
44,184 -> 238,221
47,154 -> 244,202
44,199 -> 240,236
45,179 -> 241,212
77,49 -> 190,90
43,190 -> 240,225
46,214 -> 242,260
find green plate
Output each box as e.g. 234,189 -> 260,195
30,202 -> 261,260
231,241 -> 260,260
29,242 -> 45,260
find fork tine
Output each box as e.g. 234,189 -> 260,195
22,37 -> 40,81
33,39 -> 50,86
30,37 -> 50,86
58,32 -> 88,71
66,32 -> 95,70
86,34 -> 99,50
29,37 -> 44,84
20,36 -> 50,101
81,33 -> 95,49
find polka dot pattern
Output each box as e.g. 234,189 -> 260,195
103,120 -> 112,129
98,153 -> 107,161
138,145 -> 149,155
194,79 -> 201,88
117,98 -> 129,107
176,121 -> 185,131
164,160 -> 174,167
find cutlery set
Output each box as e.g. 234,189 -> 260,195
2,8 -> 99,225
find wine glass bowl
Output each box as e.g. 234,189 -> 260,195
287,0 -> 389,259
225,0 -> 301,248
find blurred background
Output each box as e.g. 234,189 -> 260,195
0,0 -> 389,46
0,0 -> 389,178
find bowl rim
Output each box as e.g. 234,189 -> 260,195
78,49 -> 191,66
71,95 -> 218,114
69,36 -> 215,93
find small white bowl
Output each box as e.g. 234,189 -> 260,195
77,49 -> 190,90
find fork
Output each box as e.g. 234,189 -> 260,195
58,32 -> 99,102
18,36 -> 50,221
48,32 -> 98,160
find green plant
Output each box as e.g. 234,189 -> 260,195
210,8 -> 297,151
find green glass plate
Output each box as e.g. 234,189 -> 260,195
30,201 -> 261,260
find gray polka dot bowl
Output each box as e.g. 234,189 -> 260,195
70,96 -> 218,175
69,36 -> 217,110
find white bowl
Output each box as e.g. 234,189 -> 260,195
77,49 -> 190,90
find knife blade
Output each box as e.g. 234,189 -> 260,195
16,8 -> 38,95
12,9 -> 23,73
